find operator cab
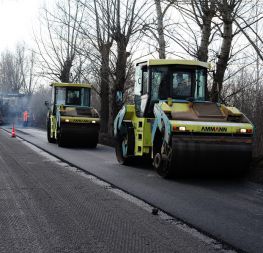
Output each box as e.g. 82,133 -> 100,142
134,59 -> 209,117
50,83 -> 97,117
53,85 -> 91,108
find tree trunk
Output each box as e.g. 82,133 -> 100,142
60,59 -> 73,83
99,43 -> 111,133
112,35 -> 128,121
154,0 -> 166,59
197,17 -> 213,62
211,19 -> 233,102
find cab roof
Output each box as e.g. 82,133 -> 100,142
50,82 -> 92,88
136,59 -> 210,69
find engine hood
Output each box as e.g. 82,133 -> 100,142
159,101 -> 250,123
59,106 -> 99,118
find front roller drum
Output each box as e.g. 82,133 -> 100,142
86,133 -> 99,148
57,124 -> 99,148
173,139 -> 252,174
154,137 -> 252,178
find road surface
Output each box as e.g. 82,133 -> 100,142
3,126 -> 263,253
0,128 -> 229,253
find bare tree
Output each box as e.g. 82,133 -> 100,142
154,0 -> 166,58
209,0 -> 263,101
170,0 -> 262,102
228,68 -> 263,155
109,0 -> 150,119
192,0 -> 217,62
0,51 -> 20,93
0,44 -> 37,96
18,49 -> 38,95
210,0 -> 237,101
140,0 -> 175,59
78,0 -> 114,133
169,0 -> 216,61
152,0 -> 174,58
35,0 -> 86,82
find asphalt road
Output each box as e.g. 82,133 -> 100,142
0,128 -> 227,253
3,126 -> 263,253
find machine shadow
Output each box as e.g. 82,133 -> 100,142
169,165 -> 254,185
126,158 -> 254,184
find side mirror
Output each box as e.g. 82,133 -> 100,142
116,90 -> 123,105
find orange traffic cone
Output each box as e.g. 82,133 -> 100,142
11,124 -> 16,138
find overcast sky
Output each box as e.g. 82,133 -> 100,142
0,0 -> 44,52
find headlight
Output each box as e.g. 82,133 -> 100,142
178,126 -> 186,131
173,125 -> 186,131
240,128 -> 253,134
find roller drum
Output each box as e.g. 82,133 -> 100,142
166,135 -> 252,174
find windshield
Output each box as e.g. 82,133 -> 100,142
55,87 -> 90,106
151,66 -> 206,101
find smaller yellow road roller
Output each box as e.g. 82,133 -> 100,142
46,82 -> 100,147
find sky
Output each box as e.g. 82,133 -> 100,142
0,0 -> 43,52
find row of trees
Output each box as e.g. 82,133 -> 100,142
0,0 -> 262,154
0,45 -> 37,94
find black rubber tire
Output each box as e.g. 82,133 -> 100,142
115,123 -> 135,165
115,135 -> 131,165
57,128 -> 66,147
153,144 -> 173,179
47,118 -> 56,143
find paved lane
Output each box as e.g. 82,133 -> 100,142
4,126 -> 263,253
0,129 -> 224,253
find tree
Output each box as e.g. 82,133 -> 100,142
18,49 -> 37,95
77,0 -> 114,133
0,50 -> 21,93
210,0 -> 237,101
191,0 -> 217,62
0,44 -> 36,94
170,0 -> 262,102
35,0 -> 86,82
153,0 -> 173,59
109,0 -> 150,119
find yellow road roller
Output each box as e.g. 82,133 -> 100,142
114,59 -> 254,177
46,82 -> 100,147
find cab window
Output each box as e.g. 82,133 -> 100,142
67,89 -> 81,105
142,67 -> 148,94
172,72 -> 192,97
195,69 -> 206,101
55,87 -> 66,105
